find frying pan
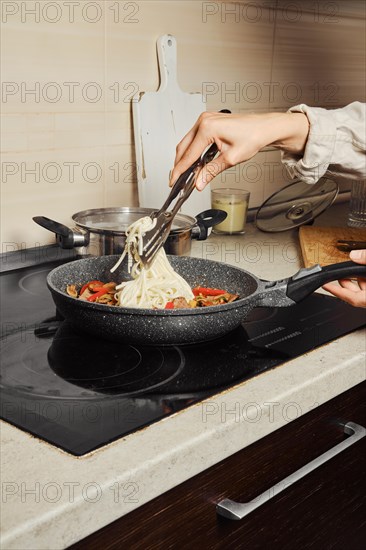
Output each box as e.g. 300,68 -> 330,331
47,256 -> 365,346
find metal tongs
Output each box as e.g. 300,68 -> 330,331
139,141 -> 219,268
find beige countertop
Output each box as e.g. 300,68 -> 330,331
1,203 -> 365,550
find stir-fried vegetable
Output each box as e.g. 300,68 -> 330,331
192,286 -> 226,297
191,287 -> 239,307
66,281 -> 117,305
67,282 -> 239,309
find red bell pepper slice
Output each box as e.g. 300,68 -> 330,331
93,282 -> 116,292
87,286 -> 110,302
80,280 -> 104,295
192,286 -> 226,297
164,301 -> 174,309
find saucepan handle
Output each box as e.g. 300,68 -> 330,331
286,261 -> 366,302
192,209 -> 227,240
33,216 -> 71,237
33,216 -> 89,249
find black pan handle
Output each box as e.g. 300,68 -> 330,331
193,209 -> 227,240
286,261 -> 366,302
33,216 -> 88,249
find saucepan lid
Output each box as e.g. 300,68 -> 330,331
255,177 -> 339,232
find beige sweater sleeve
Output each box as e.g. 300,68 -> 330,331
281,101 -> 366,184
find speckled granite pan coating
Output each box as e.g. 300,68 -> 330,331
47,255 -> 289,345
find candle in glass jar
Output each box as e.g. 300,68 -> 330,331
211,189 -> 250,234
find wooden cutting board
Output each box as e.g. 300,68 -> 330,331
132,34 -> 211,217
299,226 -> 366,267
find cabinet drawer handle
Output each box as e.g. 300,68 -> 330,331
216,421 -> 365,520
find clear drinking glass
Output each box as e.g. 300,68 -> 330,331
348,182 -> 366,227
211,188 -> 250,234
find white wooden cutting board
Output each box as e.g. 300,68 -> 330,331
132,35 -> 211,217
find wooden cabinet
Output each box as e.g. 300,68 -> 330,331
71,382 -> 366,550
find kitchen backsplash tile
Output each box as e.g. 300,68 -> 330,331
1,114 -> 27,133
105,112 -> 132,146
1,0 -> 363,248
271,8 -> 365,109
1,131 -> 28,153
276,0 -> 365,19
27,113 -> 55,133
27,131 -> 56,151
1,15 -> 105,114
1,145 -> 106,245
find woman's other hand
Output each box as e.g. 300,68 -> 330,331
322,250 -> 366,308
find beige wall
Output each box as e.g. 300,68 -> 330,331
1,0 -> 365,249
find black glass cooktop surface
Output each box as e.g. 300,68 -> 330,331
1,259 -> 365,456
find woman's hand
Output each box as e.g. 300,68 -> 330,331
170,111 -> 309,190
322,250 -> 366,308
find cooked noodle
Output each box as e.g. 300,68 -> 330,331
110,216 -> 194,309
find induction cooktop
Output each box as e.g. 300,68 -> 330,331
1,255 -> 365,455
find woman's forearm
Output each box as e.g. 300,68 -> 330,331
266,112 -> 310,154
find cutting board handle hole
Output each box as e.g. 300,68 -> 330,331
168,39 -> 173,46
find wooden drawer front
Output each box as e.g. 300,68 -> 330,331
71,382 -> 366,550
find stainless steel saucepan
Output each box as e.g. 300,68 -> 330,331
33,207 -> 226,257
